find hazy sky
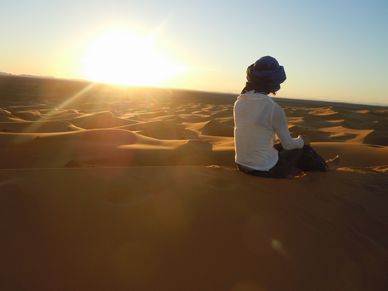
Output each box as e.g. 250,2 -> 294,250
1,0 -> 388,105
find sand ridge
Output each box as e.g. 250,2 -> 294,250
1,94 -> 387,168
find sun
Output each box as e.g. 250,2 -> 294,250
81,31 -> 186,86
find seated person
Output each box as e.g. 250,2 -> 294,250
234,56 -> 329,178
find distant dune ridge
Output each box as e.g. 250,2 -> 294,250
0,76 -> 387,291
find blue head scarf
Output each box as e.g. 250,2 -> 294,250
241,56 -> 286,94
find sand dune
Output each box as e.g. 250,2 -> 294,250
199,119 -> 233,137
0,120 -> 81,133
123,120 -> 198,140
71,111 -> 133,129
12,110 -> 43,121
0,108 -> 22,122
0,83 -> 387,291
0,166 -> 387,291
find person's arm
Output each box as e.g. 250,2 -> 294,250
272,105 -> 304,150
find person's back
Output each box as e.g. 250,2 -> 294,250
234,91 -> 278,171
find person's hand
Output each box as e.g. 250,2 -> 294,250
300,135 -> 311,145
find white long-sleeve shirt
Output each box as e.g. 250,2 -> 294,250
233,91 -> 304,171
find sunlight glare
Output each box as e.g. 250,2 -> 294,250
81,31 -> 187,86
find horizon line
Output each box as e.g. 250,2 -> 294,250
1,72 -> 387,108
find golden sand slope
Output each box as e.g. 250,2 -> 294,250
0,89 -> 387,291
0,166 -> 387,291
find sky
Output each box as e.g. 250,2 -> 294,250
1,0 -> 388,105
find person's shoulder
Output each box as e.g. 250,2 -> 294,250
268,97 -> 281,108
266,99 -> 285,118
235,92 -> 253,103
238,91 -> 264,100
238,91 -> 253,98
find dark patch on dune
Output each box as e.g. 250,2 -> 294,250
210,108 -> 233,118
289,125 -> 331,141
371,109 -> 388,117
126,120 -> 198,140
178,113 -> 210,122
364,131 -> 388,146
12,110 -> 42,121
201,119 -> 234,137
0,108 -> 17,122
0,120 -> 79,133
300,114 -> 345,128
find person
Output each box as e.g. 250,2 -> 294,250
234,56 -> 329,178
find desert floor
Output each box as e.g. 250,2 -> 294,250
1,85 -> 387,291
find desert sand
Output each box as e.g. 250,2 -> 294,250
0,76 -> 387,291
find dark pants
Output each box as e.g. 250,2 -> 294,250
237,144 -> 325,178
